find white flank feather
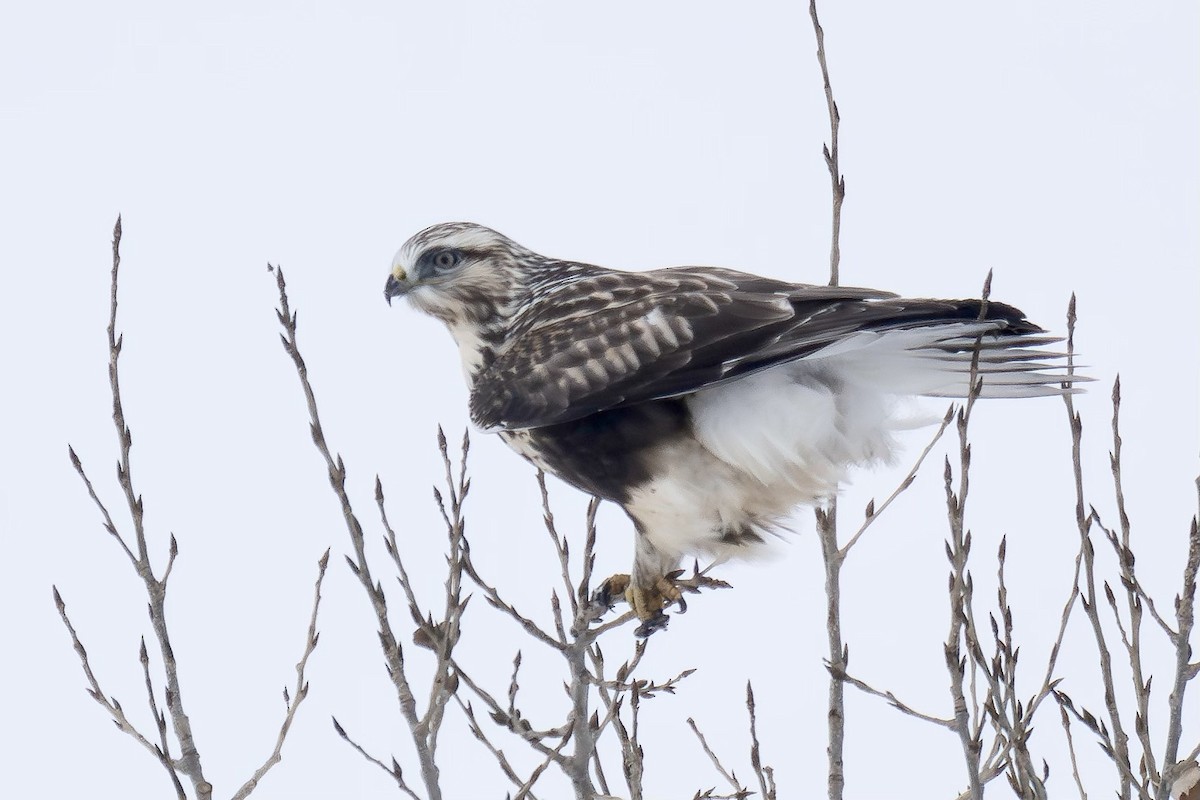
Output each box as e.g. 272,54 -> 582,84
686,323 -> 1073,505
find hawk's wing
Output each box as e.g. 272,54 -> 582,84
468,266 -> 1034,430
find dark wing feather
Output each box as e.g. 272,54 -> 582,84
469,266 -> 1038,430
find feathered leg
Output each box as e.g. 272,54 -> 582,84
594,526 -> 684,636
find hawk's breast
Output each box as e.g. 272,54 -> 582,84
496,398 -> 691,503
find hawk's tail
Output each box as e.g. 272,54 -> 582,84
809,321 -> 1088,400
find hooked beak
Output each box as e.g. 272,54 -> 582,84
384,266 -> 410,306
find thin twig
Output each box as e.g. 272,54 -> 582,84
815,500 -> 846,800
450,660 -> 566,759
688,717 -> 747,795
67,446 -> 135,566
942,278 -> 992,800
331,717 -> 422,800
1061,295 -> 1133,800
460,542 -> 565,650
1092,508 -> 1176,638
809,0 -> 844,286
137,636 -> 178,796
1059,703 -> 1090,800
376,477 -> 423,634
1102,377 -> 1160,788
456,697 -> 546,800
60,217 -> 210,799
421,430 -> 471,765
537,470 -> 582,617
1025,538 -> 1082,723
231,549 -> 331,800
589,642 -> 646,741
808,3 -> 847,795
837,667 -> 955,728
746,683 -> 777,800
841,404 -> 954,557
1055,691 -> 1153,800
273,266 -> 441,798
614,683 -> 645,800
53,587 -> 186,798
513,735 -> 573,800
1159,481 -> 1200,799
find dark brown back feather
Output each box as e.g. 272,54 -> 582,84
470,266 -> 1040,430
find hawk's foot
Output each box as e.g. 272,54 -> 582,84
591,572 -> 688,637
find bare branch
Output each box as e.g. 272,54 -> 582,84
420,431 -> 471,765
942,276 -> 995,800
512,734 -> 573,800
841,404 -> 954,558
1160,482 -> 1200,798
1101,377 -> 1160,786
746,683 -> 777,800
67,446 -> 136,566
376,476 -> 423,635
687,717 -> 748,797
578,497 -> 601,612
456,697 -> 546,800
837,666 -> 954,729
1059,703 -> 1090,800
1024,537 -> 1082,723
450,660 -> 567,759
1092,508 -> 1176,638
138,636 -> 182,797
331,717 -> 422,800
459,541 -> 565,650
537,470 -> 582,617
613,683 -> 645,800
60,218 -> 210,798
815,502 -> 846,800
809,0 -> 845,286
564,635 -> 599,798
808,3 -> 848,795
1061,296 -> 1134,799
273,266 -> 441,798
231,549 -> 331,800
1055,691 -> 1153,800
54,587 -> 186,798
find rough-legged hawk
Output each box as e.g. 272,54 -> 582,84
385,222 -> 1073,635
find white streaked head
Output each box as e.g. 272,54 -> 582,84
384,222 -> 543,380
384,222 -> 534,320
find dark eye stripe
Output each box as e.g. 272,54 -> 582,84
420,247 -> 464,275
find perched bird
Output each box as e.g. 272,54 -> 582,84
385,222 -> 1073,635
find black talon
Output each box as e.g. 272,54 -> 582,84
675,595 -> 688,614
587,582 -> 619,622
593,585 -> 614,609
634,611 -> 670,638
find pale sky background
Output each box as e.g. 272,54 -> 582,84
2,1 -> 1198,798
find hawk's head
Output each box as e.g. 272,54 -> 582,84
386,222 -> 550,377
384,222 -> 535,328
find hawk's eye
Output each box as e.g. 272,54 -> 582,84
431,249 -> 462,272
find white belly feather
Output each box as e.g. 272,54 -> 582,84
627,342 -> 944,561
507,325 -> 1055,564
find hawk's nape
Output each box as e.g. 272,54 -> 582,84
385,222 -> 1082,636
